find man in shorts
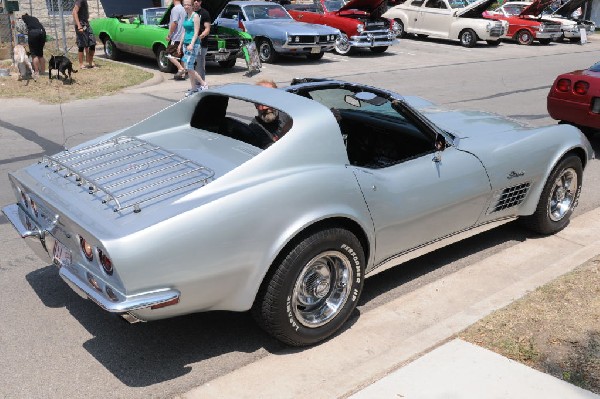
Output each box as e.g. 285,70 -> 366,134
21,13 -> 46,78
166,0 -> 186,78
72,0 -> 97,69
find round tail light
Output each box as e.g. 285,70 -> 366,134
574,81 -> 589,95
556,78 -> 571,92
79,236 -> 93,261
98,249 -> 113,275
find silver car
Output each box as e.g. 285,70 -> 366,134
214,1 -> 340,63
2,80 -> 593,346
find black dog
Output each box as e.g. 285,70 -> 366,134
48,55 -> 78,82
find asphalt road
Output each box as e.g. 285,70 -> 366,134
1,37 -> 600,399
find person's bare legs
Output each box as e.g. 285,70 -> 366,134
87,48 -> 95,67
38,56 -> 45,74
78,50 -> 85,69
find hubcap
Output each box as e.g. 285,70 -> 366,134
335,34 -> 351,54
548,167 -> 578,222
462,32 -> 472,44
105,42 -> 113,57
292,250 -> 353,328
259,43 -> 271,61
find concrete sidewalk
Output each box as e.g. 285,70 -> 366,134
181,208 -> 600,399
349,339 -> 600,399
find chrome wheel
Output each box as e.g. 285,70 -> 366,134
104,38 -> 118,60
258,39 -> 277,63
334,33 -> 352,55
547,167 -> 578,222
292,250 -> 352,328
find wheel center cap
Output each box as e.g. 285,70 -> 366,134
556,187 -> 566,201
313,278 -> 330,298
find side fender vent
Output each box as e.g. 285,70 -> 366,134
491,182 -> 531,213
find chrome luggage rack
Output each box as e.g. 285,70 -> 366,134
41,136 -> 214,213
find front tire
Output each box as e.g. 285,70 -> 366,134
218,58 -> 237,68
370,46 -> 388,53
334,33 -> 354,55
460,29 -> 477,47
257,39 -> 278,63
103,38 -> 119,60
516,29 -> 534,45
252,227 -> 365,346
306,51 -> 324,60
520,155 -> 582,235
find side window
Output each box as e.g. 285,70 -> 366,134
425,0 -> 446,8
410,0 -> 425,6
223,5 -> 242,19
301,88 -> 435,169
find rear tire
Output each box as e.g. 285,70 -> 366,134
252,227 -> 365,346
395,19 -> 406,38
155,44 -> 176,73
520,155 -> 582,235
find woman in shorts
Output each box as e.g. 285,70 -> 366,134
178,0 -> 208,97
21,13 -> 46,78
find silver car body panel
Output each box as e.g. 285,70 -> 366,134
2,81 -> 593,323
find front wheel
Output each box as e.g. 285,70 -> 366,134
306,51 -> 324,60
520,155 -> 582,235
103,38 -> 119,60
460,29 -> 477,47
516,29 -> 534,45
370,46 -> 388,54
334,33 -> 354,55
257,39 -> 278,63
252,227 -> 365,346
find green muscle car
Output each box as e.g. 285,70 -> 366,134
90,5 -> 253,72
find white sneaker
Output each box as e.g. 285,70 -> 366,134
200,85 -> 209,91
184,88 -> 198,97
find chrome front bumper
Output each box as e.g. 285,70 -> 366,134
350,32 -> 399,48
2,203 -> 180,318
536,31 -> 560,39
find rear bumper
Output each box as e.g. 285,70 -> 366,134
2,203 -> 180,319
547,96 -> 600,129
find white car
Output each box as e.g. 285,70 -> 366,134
541,0 -> 595,41
383,0 -> 508,47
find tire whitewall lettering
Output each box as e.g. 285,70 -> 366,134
252,228 -> 365,346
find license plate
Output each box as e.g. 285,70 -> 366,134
311,47 -> 320,54
215,53 -> 230,61
52,239 -> 72,268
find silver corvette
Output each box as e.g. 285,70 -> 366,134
2,79 -> 593,346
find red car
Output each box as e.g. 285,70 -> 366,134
285,0 -> 398,55
483,0 -> 561,45
547,62 -> 600,136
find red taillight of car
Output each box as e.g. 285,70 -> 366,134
98,249 -> 113,275
151,297 -> 180,310
556,78 -> 571,92
573,81 -> 589,95
79,236 -> 93,261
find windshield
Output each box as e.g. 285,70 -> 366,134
244,4 -> 292,20
447,0 -> 476,9
144,7 -> 167,25
324,0 -> 349,11
500,4 -> 527,15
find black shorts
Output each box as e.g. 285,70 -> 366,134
75,24 -> 96,49
28,29 -> 45,57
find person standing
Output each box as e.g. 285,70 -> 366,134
178,0 -> 208,97
21,13 -> 46,79
192,0 -> 211,90
166,0 -> 186,79
72,0 -> 97,69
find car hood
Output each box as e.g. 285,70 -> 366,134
551,0 -> 586,17
457,0 -> 498,18
160,0 -> 229,26
249,19 -> 339,34
338,0 -> 387,13
521,0 -> 555,17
